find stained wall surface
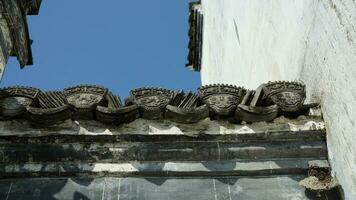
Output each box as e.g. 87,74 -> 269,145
200,0 -> 356,199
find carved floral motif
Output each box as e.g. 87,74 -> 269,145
263,81 -> 306,112
198,84 -> 245,117
64,85 -> 107,111
129,88 -> 173,119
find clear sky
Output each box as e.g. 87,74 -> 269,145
0,1 -> 201,97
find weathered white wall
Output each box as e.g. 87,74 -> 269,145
201,0 -> 356,199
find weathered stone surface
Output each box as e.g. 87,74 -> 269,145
0,115 -> 326,138
0,141 -> 327,163
0,160 -> 329,178
0,176 -> 341,199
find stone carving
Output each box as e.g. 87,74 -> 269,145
235,85 -> 278,123
64,85 -> 107,119
96,92 -> 139,125
0,83 -> 312,124
129,88 -> 173,119
262,81 -> 306,112
0,86 -> 39,118
166,91 -> 209,123
26,91 -> 71,125
198,84 -> 245,118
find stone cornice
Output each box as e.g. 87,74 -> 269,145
0,81 -> 312,126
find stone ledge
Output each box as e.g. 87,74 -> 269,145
0,141 -> 327,163
0,159 -> 329,178
0,116 -> 325,138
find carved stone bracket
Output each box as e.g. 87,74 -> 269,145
96,92 -> 139,125
0,86 -> 39,118
64,85 -> 108,119
129,88 -> 173,120
262,81 -> 306,112
198,84 -> 245,118
166,91 -> 209,123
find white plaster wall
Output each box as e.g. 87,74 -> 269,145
201,0 -> 356,199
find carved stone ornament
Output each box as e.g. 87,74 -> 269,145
26,91 -> 71,125
129,88 -> 173,119
262,81 -> 306,112
166,91 -> 209,123
235,88 -> 278,123
0,86 -> 39,118
0,82 -> 311,124
96,92 -> 139,125
64,85 -> 107,119
198,84 -> 245,117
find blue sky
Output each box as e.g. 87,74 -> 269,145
1,1 -> 200,97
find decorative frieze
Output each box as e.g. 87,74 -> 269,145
0,81 -> 312,125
